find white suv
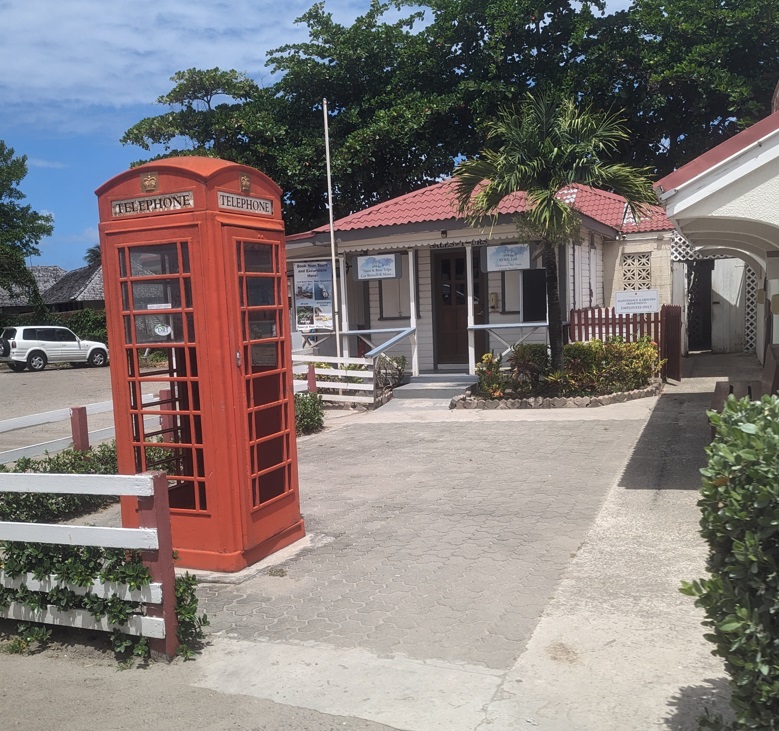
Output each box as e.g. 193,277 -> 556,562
0,326 -> 109,372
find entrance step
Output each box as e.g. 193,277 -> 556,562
393,373 -> 477,400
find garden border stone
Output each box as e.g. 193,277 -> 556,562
449,379 -> 662,410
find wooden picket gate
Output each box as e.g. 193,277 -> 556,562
569,305 -> 683,381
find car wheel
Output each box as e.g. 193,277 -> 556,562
8,362 -> 26,372
27,352 -> 47,371
0,339 -> 9,357
88,349 -> 108,367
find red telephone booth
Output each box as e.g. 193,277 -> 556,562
96,158 -> 305,572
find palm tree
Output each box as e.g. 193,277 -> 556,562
453,90 -> 658,370
83,244 -> 101,267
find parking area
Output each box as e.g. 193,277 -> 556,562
0,364 -> 114,420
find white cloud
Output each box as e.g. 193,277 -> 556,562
27,158 -> 68,169
0,0 -> 372,132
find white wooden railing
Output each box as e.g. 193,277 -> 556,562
292,326 -> 416,407
292,354 -> 375,405
467,321 -> 550,374
0,471 -> 178,658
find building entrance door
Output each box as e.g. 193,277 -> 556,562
433,249 -> 486,366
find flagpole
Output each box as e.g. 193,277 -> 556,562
323,98 -> 342,359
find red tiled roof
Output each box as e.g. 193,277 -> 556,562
655,111 -> 779,196
287,179 -> 672,240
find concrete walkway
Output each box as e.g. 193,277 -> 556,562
0,353 -> 759,730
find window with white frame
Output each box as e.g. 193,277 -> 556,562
621,252 -> 651,291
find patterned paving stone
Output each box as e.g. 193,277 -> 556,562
199,418 -> 644,670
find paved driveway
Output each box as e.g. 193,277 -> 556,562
1,353 -> 752,730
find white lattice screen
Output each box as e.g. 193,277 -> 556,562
745,265 -> 758,353
622,252 -> 652,290
672,233 -> 759,353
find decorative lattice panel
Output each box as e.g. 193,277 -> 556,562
745,265 -> 758,353
622,252 -> 652,290
671,232 -> 726,261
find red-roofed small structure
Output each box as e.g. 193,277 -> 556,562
287,179 -> 678,374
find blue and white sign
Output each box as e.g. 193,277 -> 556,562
356,254 -> 401,280
484,244 -> 530,272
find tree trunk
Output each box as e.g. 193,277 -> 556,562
542,242 -> 564,371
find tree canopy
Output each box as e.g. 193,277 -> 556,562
0,141 -> 54,299
121,0 -> 779,232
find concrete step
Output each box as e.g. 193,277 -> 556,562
393,374 -> 476,399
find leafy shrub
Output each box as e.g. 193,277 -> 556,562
0,309 -> 108,345
475,352 -> 510,398
0,443 -> 119,522
375,354 -> 407,389
60,309 -> 108,344
475,338 -> 661,399
681,396 -> 779,729
508,344 -> 549,395
294,392 -> 324,435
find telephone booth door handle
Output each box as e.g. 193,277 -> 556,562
235,351 -> 241,368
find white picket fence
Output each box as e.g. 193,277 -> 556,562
0,471 -> 178,657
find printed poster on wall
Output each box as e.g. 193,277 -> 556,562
484,244 -> 530,272
293,261 -> 333,332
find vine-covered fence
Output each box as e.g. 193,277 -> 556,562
0,471 -> 178,658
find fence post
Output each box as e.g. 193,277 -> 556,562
158,389 -> 175,437
307,363 -> 317,393
136,471 -> 179,659
69,406 -> 89,452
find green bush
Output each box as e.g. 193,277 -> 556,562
681,396 -> 779,729
0,443 -> 119,522
475,338 -> 662,399
61,309 -> 108,344
475,352 -> 510,398
294,392 -> 324,435
0,309 -> 108,345
508,343 -> 549,395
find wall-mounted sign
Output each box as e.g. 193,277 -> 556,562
355,254 -> 402,280
111,192 -> 194,217
293,262 -> 333,332
614,289 -> 660,314
217,191 -> 273,216
484,244 -> 530,272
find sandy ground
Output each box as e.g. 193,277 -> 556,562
0,364 -> 115,419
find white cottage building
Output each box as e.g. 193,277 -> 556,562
286,178 -> 675,375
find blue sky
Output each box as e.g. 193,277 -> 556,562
1,0 -> 628,271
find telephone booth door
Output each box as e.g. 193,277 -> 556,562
224,226 -> 301,553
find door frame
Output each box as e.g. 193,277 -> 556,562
431,247 -> 487,369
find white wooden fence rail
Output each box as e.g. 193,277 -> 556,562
292,354 -> 375,406
0,471 -> 178,657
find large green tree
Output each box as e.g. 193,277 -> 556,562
122,0 -> 779,229
453,91 -> 658,369
572,0 -> 779,174
0,141 -> 54,302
